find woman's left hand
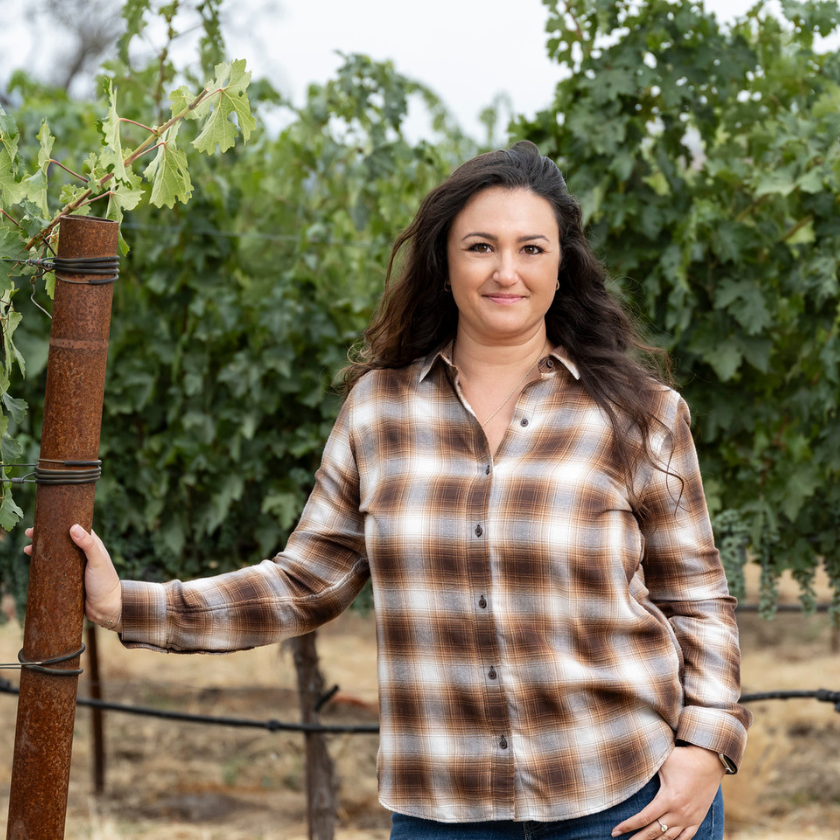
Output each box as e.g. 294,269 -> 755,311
611,745 -> 726,840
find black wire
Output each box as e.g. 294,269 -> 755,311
0,255 -> 119,285
0,673 -> 835,731
0,645 -> 86,677
740,689 -> 840,704
0,678 -> 379,733
1,459 -> 102,486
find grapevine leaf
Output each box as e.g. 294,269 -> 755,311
797,168 -> 823,193
0,148 -> 24,210
715,279 -> 772,335
704,338 -> 743,381
0,107 -> 23,210
169,85 -> 202,120
23,121 -> 55,218
84,150 -> 110,189
101,81 -> 127,182
193,59 -> 255,154
1,393 -> 26,424
0,227 -> 25,286
142,122 -> 193,208
0,107 -> 18,157
59,184 -> 92,217
106,172 -> 144,253
755,168 -> 797,197
17,199 -> 49,240
0,424 -> 22,462
0,305 -> 25,379
780,466 -> 821,521
36,120 -> 55,172
0,489 -> 24,532
785,218 -> 815,246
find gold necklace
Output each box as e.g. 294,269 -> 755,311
454,340 -> 548,428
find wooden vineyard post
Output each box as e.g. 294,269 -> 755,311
290,631 -> 338,840
6,215 -> 118,839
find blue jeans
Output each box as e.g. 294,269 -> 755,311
390,776 -> 724,839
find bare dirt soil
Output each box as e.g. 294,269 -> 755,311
1,564 -> 839,839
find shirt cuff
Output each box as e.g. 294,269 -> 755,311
119,580 -> 170,652
676,705 -> 749,771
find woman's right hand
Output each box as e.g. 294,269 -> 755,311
25,524 -> 123,631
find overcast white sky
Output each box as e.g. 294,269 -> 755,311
0,0 -> 781,139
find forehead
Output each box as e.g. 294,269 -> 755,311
451,187 -> 559,237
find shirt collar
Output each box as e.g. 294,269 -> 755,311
418,340 -> 580,382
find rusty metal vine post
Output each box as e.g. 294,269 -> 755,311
6,215 -> 118,840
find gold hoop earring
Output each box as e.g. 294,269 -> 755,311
444,281 -> 451,292
555,280 -> 560,291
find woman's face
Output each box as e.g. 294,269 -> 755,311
446,187 -> 561,347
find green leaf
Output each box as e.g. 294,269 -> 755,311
704,338 -> 743,381
169,85 -> 201,119
142,122 -> 193,208
780,465 -> 821,521
0,147 -> 24,210
797,167 -> 823,193
0,489 -> 24,531
1,392 -> 27,424
22,122 -> 55,218
36,120 -> 55,173
193,59 -> 256,154
101,81 -> 127,182
0,107 -> 18,157
755,168 -> 797,197
715,279 -> 772,334
0,107 -> 23,210
785,218 -> 815,246
59,184 -> 92,216
261,491 -> 301,530
105,171 -> 144,251
0,228 -> 25,291
84,150 -> 109,186
0,306 -> 25,379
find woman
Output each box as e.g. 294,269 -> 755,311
33,141 -> 751,839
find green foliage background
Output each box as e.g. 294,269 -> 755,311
515,0 -> 840,617
1,0 -> 838,621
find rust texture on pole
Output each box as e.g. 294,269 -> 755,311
6,215 -> 117,840
86,622 -> 106,795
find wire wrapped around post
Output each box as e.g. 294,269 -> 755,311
6,215 -> 118,840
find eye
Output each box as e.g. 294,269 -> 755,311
523,244 -> 545,255
468,242 -> 492,253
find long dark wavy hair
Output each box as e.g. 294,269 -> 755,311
342,141 -> 674,492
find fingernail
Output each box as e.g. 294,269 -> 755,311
70,524 -> 84,538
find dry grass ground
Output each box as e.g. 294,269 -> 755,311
0,562 -> 838,839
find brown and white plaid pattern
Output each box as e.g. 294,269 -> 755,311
121,344 -> 751,822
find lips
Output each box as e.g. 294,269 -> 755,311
484,294 -> 525,305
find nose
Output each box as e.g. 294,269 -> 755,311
493,250 -> 518,285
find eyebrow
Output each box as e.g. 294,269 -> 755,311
461,232 -> 551,243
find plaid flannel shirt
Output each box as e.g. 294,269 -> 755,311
121,344 -> 751,822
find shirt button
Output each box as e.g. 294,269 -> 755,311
478,596 -> 487,608
485,464 -> 491,475
520,418 -> 529,427
488,667 -> 497,680
499,736 -> 508,750
475,524 -> 483,537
